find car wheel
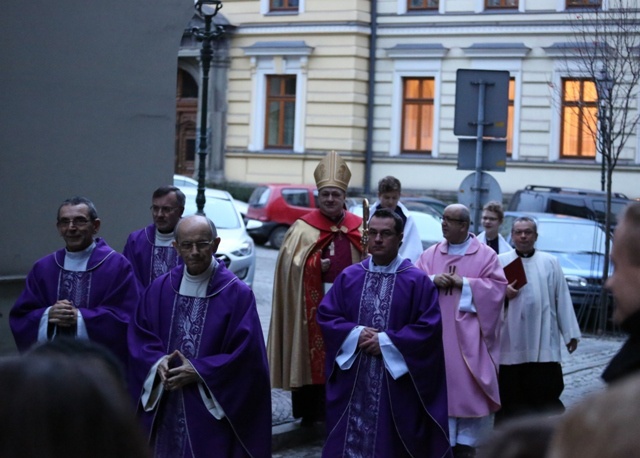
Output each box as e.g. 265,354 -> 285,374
250,235 -> 267,245
269,226 -> 289,250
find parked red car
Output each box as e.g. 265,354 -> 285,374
246,184 -> 317,249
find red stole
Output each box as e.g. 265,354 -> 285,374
301,210 -> 362,384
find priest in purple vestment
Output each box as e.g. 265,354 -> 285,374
10,197 -> 140,370
416,204 -> 507,458
128,215 -> 271,458
123,186 -> 185,289
318,209 -> 452,458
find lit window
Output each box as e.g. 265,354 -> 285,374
407,0 -> 438,11
560,78 -> 597,158
401,78 -> 434,154
486,0 -> 518,8
270,0 -> 299,11
507,78 -> 515,156
566,0 -> 601,6
265,76 -> 296,149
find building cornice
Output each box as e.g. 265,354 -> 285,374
233,22 -> 371,36
462,42 -> 531,57
241,40 -> 314,57
386,43 -> 448,58
377,22 -> 582,37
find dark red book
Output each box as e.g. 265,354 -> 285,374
504,256 -> 527,290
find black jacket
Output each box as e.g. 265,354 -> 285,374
602,310 -> 640,384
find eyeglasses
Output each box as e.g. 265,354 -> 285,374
177,240 -> 213,251
442,216 -> 467,225
513,229 -> 535,236
369,229 -> 397,239
57,217 -> 92,228
482,216 -> 499,221
150,205 -> 179,214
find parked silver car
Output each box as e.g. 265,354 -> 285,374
179,186 -> 256,288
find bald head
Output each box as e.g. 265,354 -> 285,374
442,204 -> 471,244
175,215 -> 217,242
173,215 -> 220,275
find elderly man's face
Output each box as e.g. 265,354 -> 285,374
174,217 -> 220,276
317,186 -> 346,220
151,192 -> 184,234
57,204 -> 100,252
606,220 -> 640,324
441,206 -> 469,244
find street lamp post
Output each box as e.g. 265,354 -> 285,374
192,0 -> 224,215
595,67 -> 613,192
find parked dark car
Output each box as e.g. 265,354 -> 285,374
507,185 -> 630,230
246,184 -> 317,249
500,211 -> 611,310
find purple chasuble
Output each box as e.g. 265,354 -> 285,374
318,258 -> 451,458
123,224 -> 182,289
10,238 -> 140,368
128,263 -> 271,458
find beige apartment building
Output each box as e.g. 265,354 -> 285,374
180,0 -> 640,198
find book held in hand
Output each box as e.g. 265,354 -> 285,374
504,256 -> 527,289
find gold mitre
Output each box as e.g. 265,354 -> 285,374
314,150 -> 351,191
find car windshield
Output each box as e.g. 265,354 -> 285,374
536,221 -> 607,255
183,196 -> 242,230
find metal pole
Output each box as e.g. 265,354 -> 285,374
600,102 -> 606,192
472,80 -> 488,234
196,14 -> 213,215
363,0 -> 377,196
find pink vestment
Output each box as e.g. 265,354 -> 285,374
416,234 -> 507,417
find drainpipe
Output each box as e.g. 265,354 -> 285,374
364,0 -> 377,195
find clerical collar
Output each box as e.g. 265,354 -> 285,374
370,255 -> 403,273
180,258 -> 219,297
516,249 -> 535,258
447,234 -> 472,256
155,229 -> 174,247
64,241 -> 96,271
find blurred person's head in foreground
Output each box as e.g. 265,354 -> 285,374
0,352 -> 149,458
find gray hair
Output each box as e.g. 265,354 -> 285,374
512,216 -> 537,233
58,197 -> 98,221
152,186 -> 185,207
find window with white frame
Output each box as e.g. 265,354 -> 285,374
260,0 -> 305,14
242,42 -> 312,153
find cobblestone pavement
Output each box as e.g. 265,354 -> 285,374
270,334 -> 625,457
